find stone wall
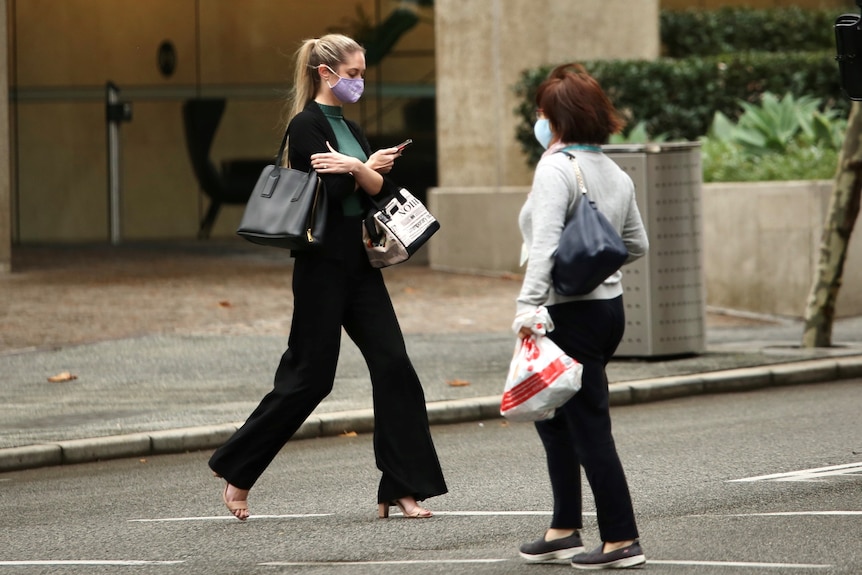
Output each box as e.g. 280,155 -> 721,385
429,178 -> 862,319
703,180 -> 862,318
435,0 -> 660,190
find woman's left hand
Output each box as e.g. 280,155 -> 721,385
311,142 -> 360,174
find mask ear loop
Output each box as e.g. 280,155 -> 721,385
308,63 -> 336,87
321,64 -> 341,87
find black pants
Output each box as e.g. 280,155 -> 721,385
209,218 -> 447,503
536,296 -> 639,542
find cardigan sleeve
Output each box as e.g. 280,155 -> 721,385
286,111 -> 358,205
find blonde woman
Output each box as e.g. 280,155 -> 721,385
209,34 -> 447,521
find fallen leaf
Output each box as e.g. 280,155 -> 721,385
447,379 -> 471,387
47,371 -> 77,383
218,300 -> 232,308
340,431 -> 358,437
139,458 -> 148,464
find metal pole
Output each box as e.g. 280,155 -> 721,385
106,82 -> 121,245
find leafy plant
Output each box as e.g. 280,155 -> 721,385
700,92 -> 845,182
706,92 -> 846,154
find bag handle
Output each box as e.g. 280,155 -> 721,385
363,188 -> 409,243
366,188 -> 407,211
561,151 -> 588,196
276,128 -> 290,168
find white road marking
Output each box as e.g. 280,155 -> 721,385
730,462 -> 862,482
424,510 -> 565,516
260,560 -> 506,566
261,559 -> 831,569
695,511 -> 862,517
650,559 -> 832,569
128,510 -> 574,522
129,513 -> 332,522
0,560 -> 184,566
0,558 -> 830,570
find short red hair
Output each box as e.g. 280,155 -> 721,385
535,63 -> 625,145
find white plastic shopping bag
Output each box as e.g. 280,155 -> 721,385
500,335 -> 583,422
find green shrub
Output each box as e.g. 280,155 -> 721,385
513,52 -> 846,165
661,7 -> 843,58
701,139 -> 839,182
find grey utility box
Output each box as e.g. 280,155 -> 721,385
603,142 -> 705,357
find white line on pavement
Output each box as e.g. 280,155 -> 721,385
730,462 -> 862,482
650,559 -> 832,569
0,558 -> 829,570
260,560 -> 506,566
694,511 -> 862,517
129,513 -> 332,522
0,561 -> 184,566
261,559 -> 832,569
128,510 -> 574,522
426,510 -> 564,516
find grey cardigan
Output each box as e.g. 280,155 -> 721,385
516,149 -> 649,316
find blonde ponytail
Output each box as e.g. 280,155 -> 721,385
287,39 -> 319,122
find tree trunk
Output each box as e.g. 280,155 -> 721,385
802,101 -> 862,347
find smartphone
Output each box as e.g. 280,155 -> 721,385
395,138 -> 413,152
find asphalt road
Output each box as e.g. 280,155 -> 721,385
2,379 -> 861,575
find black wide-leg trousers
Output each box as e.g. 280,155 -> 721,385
209,220 -> 447,503
536,296 -> 639,542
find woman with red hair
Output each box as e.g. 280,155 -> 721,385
513,63 -> 649,570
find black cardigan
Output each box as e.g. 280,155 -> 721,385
286,101 -> 399,260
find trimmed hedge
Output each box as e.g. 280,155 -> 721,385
514,52 -> 847,164
660,7 -> 844,57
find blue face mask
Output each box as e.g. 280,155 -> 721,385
534,118 -> 553,149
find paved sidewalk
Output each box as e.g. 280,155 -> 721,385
2,241 -> 861,473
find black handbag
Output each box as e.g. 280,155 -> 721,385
236,130 -> 327,249
552,153 -> 628,296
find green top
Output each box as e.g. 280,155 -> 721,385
318,103 -> 367,216
562,144 -> 603,153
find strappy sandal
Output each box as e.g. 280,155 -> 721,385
378,498 -> 433,519
222,483 -> 249,521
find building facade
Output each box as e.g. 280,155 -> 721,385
0,0 -> 851,272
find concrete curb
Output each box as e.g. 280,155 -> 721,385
3,355 -> 862,474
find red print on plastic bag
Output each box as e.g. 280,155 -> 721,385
500,335 -> 583,422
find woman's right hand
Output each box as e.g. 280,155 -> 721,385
366,147 -> 400,175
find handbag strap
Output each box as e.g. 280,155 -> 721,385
367,188 -> 407,211
561,151 -> 588,197
276,128 -> 290,167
